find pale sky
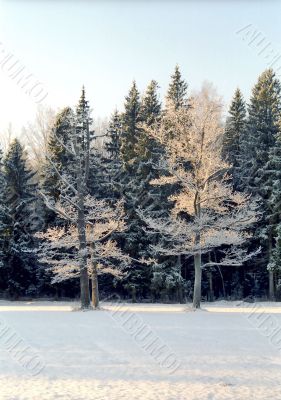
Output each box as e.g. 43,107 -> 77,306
0,0 -> 281,136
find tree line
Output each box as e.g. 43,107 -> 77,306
0,66 -> 280,308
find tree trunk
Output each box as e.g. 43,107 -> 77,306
193,253 -> 202,308
217,265 -> 226,299
177,255 -> 184,304
91,262 -> 99,309
131,286 -> 137,303
208,271 -> 214,302
89,226 -> 99,309
193,198 -> 202,309
207,253 -> 214,302
268,232 -> 275,301
269,270 -> 275,301
77,192 -> 90,309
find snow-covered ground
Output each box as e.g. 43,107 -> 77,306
1,300 -> 281,400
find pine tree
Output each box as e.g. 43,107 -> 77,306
3,139 -> 38,298
222,88 -> 246,188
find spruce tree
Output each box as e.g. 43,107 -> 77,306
136,80 -> 161,166
117,81 -> 164,300
105,110 -> 122,160
241,69 -> 281,192
222,88 -> 246,188
99,110 -> 123,200
3,140 -> 38,298
150,68 -> 190,301
40,88 -> 94,308
42,106 -> 74,226
257,123 -> 281,298
0,148 -> 7,270
165,65 -> 188,111
241,69 -> 281,299
120,81 -> 142,169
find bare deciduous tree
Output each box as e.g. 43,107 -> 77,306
22,105 -> 56,169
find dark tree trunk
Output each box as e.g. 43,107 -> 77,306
89,226 -> 99,309
77,173 -> 90,309
208,271 -> 214,302
269,270 -> 275,301
268,232 -> 275,301
177,255 -> 184,304
193,252 -> 202,308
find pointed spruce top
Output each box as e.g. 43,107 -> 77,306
166,64 -> 188,110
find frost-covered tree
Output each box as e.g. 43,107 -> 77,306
3,139 -> 38,298
0,148 -> 7,269
120,81 -> 142,169
241,69 -> 281,192
100,110 -> 123,201
165,65 -> 188,111
240,70 -> 281,299
118,80 -> 163,300
257,123 -> 281,298
105,110 -> 122,160
37,198 -> 129,308
222,88 -> 246,188
139,86 -> 259,308
22,105 -> 56,170
40,88 -> 94,309
42,107 -> 75,203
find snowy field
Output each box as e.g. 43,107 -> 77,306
1,300 -> 281,400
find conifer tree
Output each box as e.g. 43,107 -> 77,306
3,140 -> 38,298
100,110 -> 123,200
240,69 -> 281,192
222,88 -> 246,188
117,81 -> 163,299
257,123 -> 281,298
105,110 -> 122,160
40,88 -> 98,309
120,81 -> 142,169
241,69 -> 281,299
42,107 -> 74,226
165,65 -> 188,111
136,80 -> 161,166
153,67 -> 190,301
0,148 -> 7,270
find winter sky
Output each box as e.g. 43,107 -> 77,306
0,0 -> 281,135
